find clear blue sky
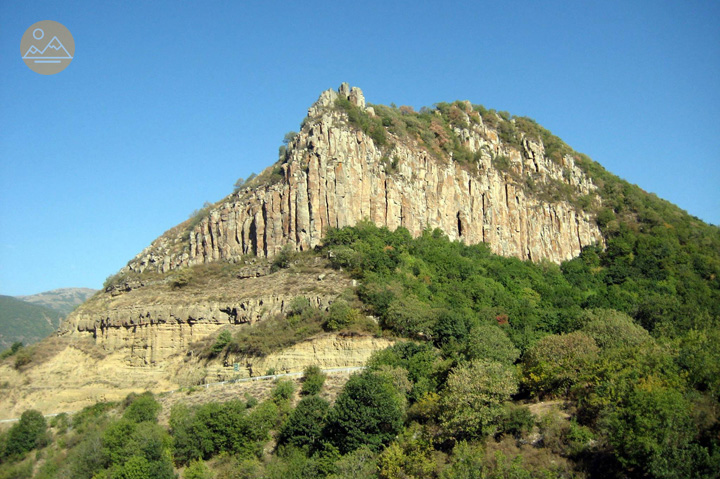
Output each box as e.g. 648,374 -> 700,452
1,0 -> 718,296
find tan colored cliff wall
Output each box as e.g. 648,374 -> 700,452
0,333 -> 391,418
201,333 -> 394,382
126,84 -> 602,275
61,261 -> 350,365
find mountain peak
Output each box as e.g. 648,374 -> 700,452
308,82 -> 366,117
122,84 -> 604,276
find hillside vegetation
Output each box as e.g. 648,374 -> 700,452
1,99 -> 719,478
0,296 -> 63,351
3,218 -> 717,477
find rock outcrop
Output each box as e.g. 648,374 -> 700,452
60,261 -> 350,365
202,333 -> 395,382
126,83 -> 602,274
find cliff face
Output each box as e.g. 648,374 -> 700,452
126,84 -> 603,275
61,259 -> 351,365
201,333 -> 395,382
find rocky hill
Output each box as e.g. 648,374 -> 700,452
1,84 -> 718,479
125,83 -> 603,276
1,84 -> 614,417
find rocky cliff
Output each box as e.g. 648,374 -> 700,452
61,258 -> 350,365
126,83 -> 603,275
1,84 -> 609,417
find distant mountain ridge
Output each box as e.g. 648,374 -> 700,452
17,287 -> 97,316
0,296 -> 62,350
0,288 -> 96,350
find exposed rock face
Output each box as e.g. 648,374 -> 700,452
203,333 -> 395,382
60,262 -> 351,365
127,84 -> 602,274
71,295 -> 329,366
0,332 -> 390,418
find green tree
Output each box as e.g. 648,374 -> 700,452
109,454 -> 151,479
600,382 -> 699,479
123,392 -> 161,423
441,441 -> 485,479
580,309 -> 652,350
3,409 -> 47,458
465,322 -> 519,365
67,427 -> 106,479
283,131 -> 298,146
183,460 -> 213,479
440,360 -> 518,440
101,419 -> 174,479
102,418 -> 137,465
367,342 -> 442,402
382,295 -> 435,338
279,395 -> 330,450
377,424 -> 442,479
522,331 -> 599,397
326,371 -> 405,453
676,328 -> 720,398
327,446 -> 378,479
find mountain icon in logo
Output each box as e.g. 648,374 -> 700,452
23,35 -> 73,61
21,21 -> 75,74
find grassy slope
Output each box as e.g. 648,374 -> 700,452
0,296 -> 63,350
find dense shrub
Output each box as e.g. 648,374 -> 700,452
439,360 -> 518,440
3,409 -> 47,458
272,379 -> 296,404
522,332 -> 599,397
271,245 -> 296,271
210,330 -> 232,356
498,403 -> 535,439
228,310 -> 324,357
122,392 -> 161,423
170,400 -> 262,464
324,299 -> 357,331
301,365 -> 326,396
325,372 -> 406,453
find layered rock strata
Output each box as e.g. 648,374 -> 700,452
61,263 -> 350,365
